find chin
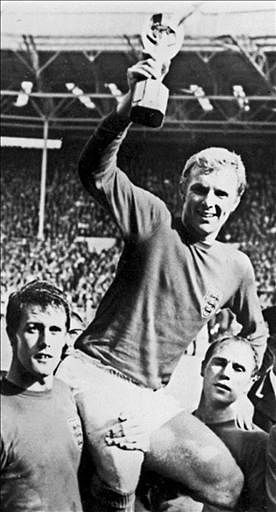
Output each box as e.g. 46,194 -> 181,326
32,363 -> 55,378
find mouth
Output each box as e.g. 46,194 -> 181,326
214,383 -> 231,392
198,210 -> 217,220
34,353 -> 53,361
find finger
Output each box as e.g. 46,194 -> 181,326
234,417 -> 243,430
105,435 -> 149,452
235,417 -> 248,431
243,420 -> 253,431
129,62 -> 161,80
128,68 -> 153,81
106,438 -> 136,450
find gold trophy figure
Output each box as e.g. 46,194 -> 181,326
130,13 -> 184,128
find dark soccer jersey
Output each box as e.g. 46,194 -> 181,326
76,112 -> 267,390
0,377 -> 83,512
207,420 -> 268,511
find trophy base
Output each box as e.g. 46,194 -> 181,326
130,106 -> 164,128
130,79 -> 169,128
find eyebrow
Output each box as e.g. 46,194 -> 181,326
211,356 -> 246,372
26,322 -> 63,331
190,183 -> 229,197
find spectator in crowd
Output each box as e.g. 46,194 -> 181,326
1,136 -> 275,313
56,58 -> 267,512
266,424 -> 276,512
0,236 -> 123,318
0,280 -> 83,512
248,305 -> 276,432
66,310 -> 87,354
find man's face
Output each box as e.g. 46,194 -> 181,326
202,341 -> 255,406
14,304 -> 67,379
68,315 -> 84,347
181,165 -> 240,241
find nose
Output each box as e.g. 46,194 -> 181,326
221,361 -> 232,379
38,328 -> 51,348
203,190 -> 216,208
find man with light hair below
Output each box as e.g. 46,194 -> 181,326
132,336 -> 267,512
56,58 -> 267,512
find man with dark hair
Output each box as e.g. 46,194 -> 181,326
1,280 -> 83,512
57,58 -> 267,512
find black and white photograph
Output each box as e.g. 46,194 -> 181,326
1,1 -> 276,511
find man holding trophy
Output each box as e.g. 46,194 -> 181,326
56,12 -> 267,512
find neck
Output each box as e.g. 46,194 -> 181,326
196,393 -> 235,424
7,358 -> 54,392
182,220 -> 218,245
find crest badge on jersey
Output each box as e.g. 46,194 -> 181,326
67,416 -> 83,449
201,288 -> 222,319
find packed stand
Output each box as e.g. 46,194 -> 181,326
1,143 -> 275,316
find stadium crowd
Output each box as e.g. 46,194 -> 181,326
1,142 -> 275,319
1,137 -> 276,512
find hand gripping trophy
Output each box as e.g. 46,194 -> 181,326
130,13 -> 184,128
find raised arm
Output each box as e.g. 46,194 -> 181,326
78,58 -> 170,187
78,59 -> 171,240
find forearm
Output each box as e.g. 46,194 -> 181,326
116,90 -> 133,117
78,57 -> 167,191
78,107 -> 131,191
230,272 -> 268,367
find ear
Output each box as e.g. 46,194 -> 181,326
250,373 -> 259,385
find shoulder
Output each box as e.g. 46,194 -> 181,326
216,242 -> 254,278
52,376 -> 74,396
214,420 -> 268,443
52,377 -> 77,408
234,424 -> 268,447
218,242 -> 252,265
268,424 -> 276,443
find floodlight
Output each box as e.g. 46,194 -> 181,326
233,85 -> 250,112
14,81 -> 33,107
105,83 -> 123,103
190,85 -> 213,112
65,83 -> 96,110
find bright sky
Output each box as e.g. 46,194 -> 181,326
2,1 -> 275,38
2,1 -> 276,14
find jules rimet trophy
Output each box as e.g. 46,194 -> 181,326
130,13 -> 184,128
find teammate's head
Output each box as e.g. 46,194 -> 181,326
6,280 -> 71,380
67,311 -> 86,348
6,280 -> 70,345
179,148 -> 247,241
201,336 -> 258,406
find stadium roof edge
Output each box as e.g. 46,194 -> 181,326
1,6 -> 275,40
